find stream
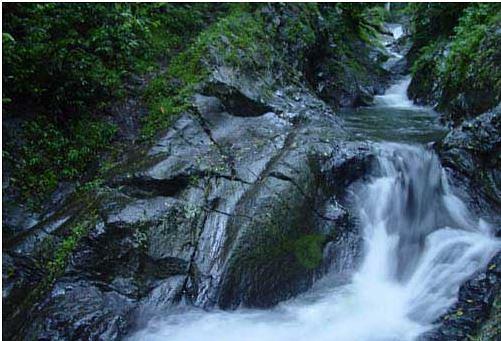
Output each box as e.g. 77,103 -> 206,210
128,25 -> 500,341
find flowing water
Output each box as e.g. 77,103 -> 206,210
339,77 -> 446,144
129,26 -> 500,341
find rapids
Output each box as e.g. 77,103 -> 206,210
128,24 -> 499,341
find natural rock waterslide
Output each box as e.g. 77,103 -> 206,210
3,18 -> 499,341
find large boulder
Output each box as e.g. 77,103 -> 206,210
3,78 -> 372,339
307,35 -> 390,108
2,4 -> 390,339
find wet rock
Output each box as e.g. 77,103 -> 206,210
15,191 -> 199,340
2,5 -> 387,338
438,106 -> 501,211
26,280 -> 135,341
422,253 -> 501,341
2,71 -> 379,339
308,36 -> 390,108
322,142 -> 374,194
2,203 -> 40,241
201,82 -> 274,117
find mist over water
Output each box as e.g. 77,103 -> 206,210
128,25 -> 499,341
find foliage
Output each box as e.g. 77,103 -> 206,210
407,3 -> 468,62
363,5 -> 390,27
5,117 -> 116,202
3,3 -> 227,202
336,3 -> 370,28
441,4 -> 501,91
3,3 -> 147,119
2,3 -> 224,120
135,3 -> 229,72
410,3 -> 501,121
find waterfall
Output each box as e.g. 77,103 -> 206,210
374,77 -> 416,108
128,143 -> 499,341
387,24 -> 403,40
351,143 -> 499,331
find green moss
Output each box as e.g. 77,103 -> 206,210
140,85 -> 189,141
249,231 -> 326,270
46,222 -> 88,279
195,10 -> 272,71
140,6 -> 273,141
293,234 -> 327,269
246,209 -> 327,270
281,4 -> 318,47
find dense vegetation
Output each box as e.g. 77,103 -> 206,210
3,3 -> 228,203
4,2 -> 499,204
3,3 -> 385,205
408,3 -> 501,124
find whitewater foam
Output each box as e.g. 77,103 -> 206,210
129,144 -> 499,341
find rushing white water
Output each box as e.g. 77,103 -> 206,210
374,77 -> 417,108
130,143 -> 499,341
380,23 -> 405,71
387,23 -> 404,40
128,22 -> 499,341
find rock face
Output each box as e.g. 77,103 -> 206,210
3,4 -> 391,339
438,105 -> 501,210
3,68 -> 375,339
307,32 -> 390,108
